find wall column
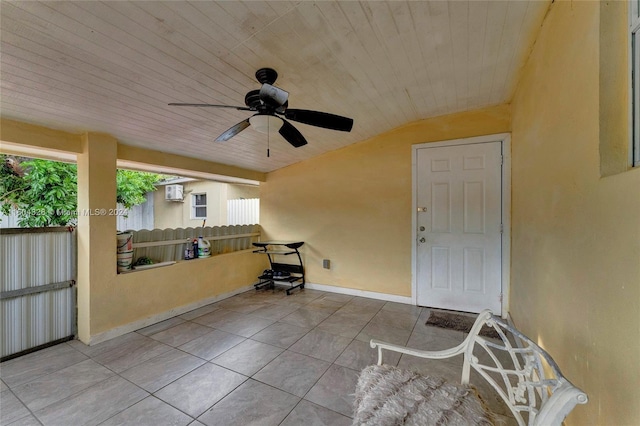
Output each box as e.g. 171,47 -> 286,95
76,133 -> 118,343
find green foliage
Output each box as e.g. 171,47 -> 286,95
0,155 -> 162,227
134,256 -> 154,266
116,169 -> 160,209
1,157 -> 78,227
0,157 -> 26,216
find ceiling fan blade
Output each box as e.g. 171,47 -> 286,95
283,109 -> 353,132
215,119 -> 251,142
278,119 -> 308,148
169,103 -> 252,111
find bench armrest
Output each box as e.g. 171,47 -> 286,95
369,338 -> 468,365
370,310 -> 588,426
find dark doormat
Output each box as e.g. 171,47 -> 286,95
426,311 -> 500,339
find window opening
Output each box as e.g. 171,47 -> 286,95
192,193 -> 207,220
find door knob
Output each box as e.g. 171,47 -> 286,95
419,226 -> 425,232
419,237 -> 426,243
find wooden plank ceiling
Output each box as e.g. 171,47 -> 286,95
0,1 -> 550,173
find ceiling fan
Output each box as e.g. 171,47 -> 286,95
168,68 -> 354,148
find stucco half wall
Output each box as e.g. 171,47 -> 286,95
92,250 -> 267,343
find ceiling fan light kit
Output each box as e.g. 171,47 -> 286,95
169,68 -> 354,150
249,114 -> 283,134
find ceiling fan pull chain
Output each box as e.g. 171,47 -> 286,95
267,119 -> 270,158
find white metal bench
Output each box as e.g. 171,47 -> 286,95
356,310 -> 588,426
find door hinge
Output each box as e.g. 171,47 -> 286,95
499,293 -> 503,302
500,154 -> 504,165
500,223 -> 503,234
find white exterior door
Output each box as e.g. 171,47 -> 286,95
415,141 -> 503,314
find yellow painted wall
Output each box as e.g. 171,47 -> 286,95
510,1 -> 640,424
599,0 -> 630,176
153,188 -> 185,230
227,183 -> 260,200
76,133 -> 119,342
1,122 -> 266,342
260,105 -> 510,296
100,251 -> 265,338
0,118 -> 80,163
117,144 -> 265,182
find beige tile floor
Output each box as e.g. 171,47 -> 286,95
0,287 -> 515,426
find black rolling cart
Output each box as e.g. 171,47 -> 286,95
253,241 -> 305,295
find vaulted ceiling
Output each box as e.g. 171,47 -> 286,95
0,1 -> 550,173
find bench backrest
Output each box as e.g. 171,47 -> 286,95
461,310 -> 588,426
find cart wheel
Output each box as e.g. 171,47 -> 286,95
300,284 -> 305,289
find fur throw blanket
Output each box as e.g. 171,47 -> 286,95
353,365 -> 495,426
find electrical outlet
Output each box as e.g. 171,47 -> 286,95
322,259 -> 330,269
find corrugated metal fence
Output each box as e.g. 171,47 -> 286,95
227,198 -> 259,226
116,193 -> 155,232
1,227 -> 76,361
0,208 -> 20,228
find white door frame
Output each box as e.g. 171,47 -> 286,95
411,133 -> 511,317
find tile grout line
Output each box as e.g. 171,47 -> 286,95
238,289 -> 366,421
8,288 -> 441,425
6,342 -> 97,425
184,288 -> 340,423
3,384 -> 45,426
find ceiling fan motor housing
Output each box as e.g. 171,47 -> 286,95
255,68 -> 278,85
260,84 -> 289,108
244,90 -> 261,109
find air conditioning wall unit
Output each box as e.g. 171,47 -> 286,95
165,184 -> 184,201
